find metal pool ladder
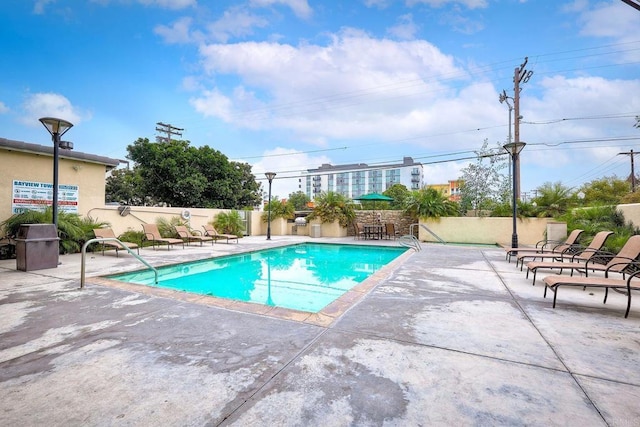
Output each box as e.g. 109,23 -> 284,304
399,234 -> 421,251
81,238 -> 158,288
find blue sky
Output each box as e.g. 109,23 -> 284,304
1,0 -> 639,200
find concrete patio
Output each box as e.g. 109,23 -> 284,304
1,236 -> 639,426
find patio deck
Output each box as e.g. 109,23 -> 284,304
1,236 -> 639,426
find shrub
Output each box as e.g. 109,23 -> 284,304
214,210 -> 245,236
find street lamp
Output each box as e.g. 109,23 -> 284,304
265,172 -> 276,240
503,141 -> 526,249
39,117 -> 74,228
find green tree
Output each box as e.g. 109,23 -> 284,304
579,176 -> 631,205
261,197 -> 295,222
384,184 -> 410,210
533,181 -> 573,217
124,138 -> 261,209
403,187 -> 458,219
288,191 -> 311,210
105,168 -> 145,205
459,139 -> 509,216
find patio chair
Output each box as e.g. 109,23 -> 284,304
353,222 -> 365,240
503,229 -> 584,263
202,224 -> 238,244
174,225 -> 214,246
384,222 -> 399,240
142,223 -> 184,250
92,227 -> 139,257
543,262 -> 640,318
526,235 -> 640,286
515,231 -> 613,270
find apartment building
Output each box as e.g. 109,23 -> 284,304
304,157 -> 424,200
427,179 -> 464,202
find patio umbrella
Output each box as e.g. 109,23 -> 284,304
353,193 -> 394,215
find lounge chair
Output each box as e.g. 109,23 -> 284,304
202,224 -> 238,243
142,223 -> 184,250
93,227 -> 139,257
515,231 -> 613,270
503,229 -> 584,263
174,225 -> 214,246
543,263 -> 640,318
526,235 -> 640,286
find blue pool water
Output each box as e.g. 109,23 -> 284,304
108,243 -> 407,313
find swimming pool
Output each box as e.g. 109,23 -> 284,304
108,243 -> 407,313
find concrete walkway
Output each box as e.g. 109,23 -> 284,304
1,236 -> 639,426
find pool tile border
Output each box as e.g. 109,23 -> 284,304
88,247 -> 414,327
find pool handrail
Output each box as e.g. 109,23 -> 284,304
410,223 -> 446,244
81,237 -> 158,288
399,234 -> 422,251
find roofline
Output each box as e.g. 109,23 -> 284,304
0,137 -> 121,169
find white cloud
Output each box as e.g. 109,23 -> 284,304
387,14 -> 419,40
193,30 -> 465,143
154,17 -> 197,44
206,7 -> 270,43
33,0 -> 56,14
20,93 -> 85,128
406,0 -> 488,9
249,0 -> 313,19
136,0 -> 196,9
576,0 -> 640,58
0,101 -> 9,114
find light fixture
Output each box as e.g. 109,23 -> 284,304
39,117 -> 74,229
503,141 -> 526,249
265,172 -> 276,240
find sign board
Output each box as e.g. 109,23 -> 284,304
12,180 -> 79,214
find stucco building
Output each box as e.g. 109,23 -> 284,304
0,137 -> 120,225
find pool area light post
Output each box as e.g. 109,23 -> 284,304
265,172 -> 276,240
503,142 -> 526,249
39,117 -> 74,229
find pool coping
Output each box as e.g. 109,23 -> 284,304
88,245 -> 415,327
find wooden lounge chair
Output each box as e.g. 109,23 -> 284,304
202,224 -> 238,243
93,227 -> 139,257
526,235 -> 640,286
174,225 -> 214,246
503,229 -> 584,263
543,262 -> 640,318
515,231 -> 613,270
142,223 -> 184,250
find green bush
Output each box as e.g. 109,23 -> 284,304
0,208 -> 109,254
214,210 -> 245,236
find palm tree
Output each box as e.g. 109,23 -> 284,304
533,182 -> 573,218
307,191 -> 355,227
403,188 -> 458,219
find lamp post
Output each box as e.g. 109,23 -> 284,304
503,142 -> 526,249
265,172 -> 276,240
39,117 -> 74,228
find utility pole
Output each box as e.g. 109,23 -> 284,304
619,149 -> 638,192
155,122 -> 184,143
499,89 -> 514,189
513,57 -> 533,200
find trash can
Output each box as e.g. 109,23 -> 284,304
15,224 -> 60,271
310,224 -> 321,238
